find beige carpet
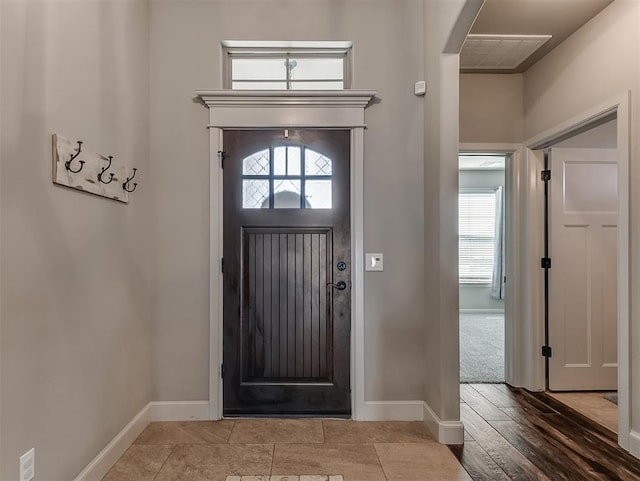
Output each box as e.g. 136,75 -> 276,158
460,312 -> 505,383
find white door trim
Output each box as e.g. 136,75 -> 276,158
523,91 -> 631,452
459,143 -> 524,388
196,89 -> 376,421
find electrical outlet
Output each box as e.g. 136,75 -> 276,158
19,448 -> 35,481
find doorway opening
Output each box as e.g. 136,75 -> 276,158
540,119 -> 619,434
458,153 -> 507,384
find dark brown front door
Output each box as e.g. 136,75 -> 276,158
223,129 -> 351,416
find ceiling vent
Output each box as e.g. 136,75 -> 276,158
461,34 -> 552,70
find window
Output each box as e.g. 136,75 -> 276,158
459,189 -> 496,283
242,146 -> 333,209
223,41 -> 351,90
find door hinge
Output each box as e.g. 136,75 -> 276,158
221,364 -> 225,379
221,258 -> 224,273
542,345 -> 553,358
218,150 -> 226,169
541,257 -> 551,269
541,169 -> 551,181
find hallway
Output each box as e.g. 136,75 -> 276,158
453,384 -> 640,480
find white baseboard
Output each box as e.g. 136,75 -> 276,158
72,398 -> 464,481
150,401 -> 210,421
73,401 -> 211,481
422,402 -> 464,445
629,430 -> 640,458
72,403 -> 151,481
459,309 -> 504,314
362,400 -> 424,421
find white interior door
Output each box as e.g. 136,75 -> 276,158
549,147 -> 617,391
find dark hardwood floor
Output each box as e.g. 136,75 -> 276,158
450,383 -> 640,481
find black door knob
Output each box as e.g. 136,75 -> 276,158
328,281 -> 347,291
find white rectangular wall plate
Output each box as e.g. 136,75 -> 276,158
365,253 -> 384,271
414,81 -> 426,96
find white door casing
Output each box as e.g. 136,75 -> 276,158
524,91 -> 630,454
195,90 -> 376,420
549,148 -> 618,391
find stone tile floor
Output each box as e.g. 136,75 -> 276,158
102,419 -> 471,481
225,477 -> 343,481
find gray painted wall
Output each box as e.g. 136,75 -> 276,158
0,1 -> 151,479
523,1 -> 639,140
459,169 -> 505,190
422,0 -> 470,424
460,284 -> 504,311
460,73 -> 523,144
149,0 -> 427,403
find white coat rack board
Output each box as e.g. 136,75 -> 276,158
52,134 -> 137,203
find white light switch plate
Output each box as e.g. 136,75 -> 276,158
365,253 -> 384,271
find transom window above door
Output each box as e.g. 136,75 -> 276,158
222,41 -> 351,90
242,146 -> 333,209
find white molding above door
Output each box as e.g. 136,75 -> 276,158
196,89 -> 376,420
197,90 -> 374,129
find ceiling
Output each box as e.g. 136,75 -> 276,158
461,0 -> 614,73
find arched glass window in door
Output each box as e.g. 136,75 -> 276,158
242,146 -> 333,209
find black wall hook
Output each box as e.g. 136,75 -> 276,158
123,168 -> 138,193
98,156 -> 115,184
65,141 -> 85,173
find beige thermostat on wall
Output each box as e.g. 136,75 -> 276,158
414,81 -> 426,96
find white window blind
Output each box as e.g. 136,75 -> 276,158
459,190 -> 496,283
